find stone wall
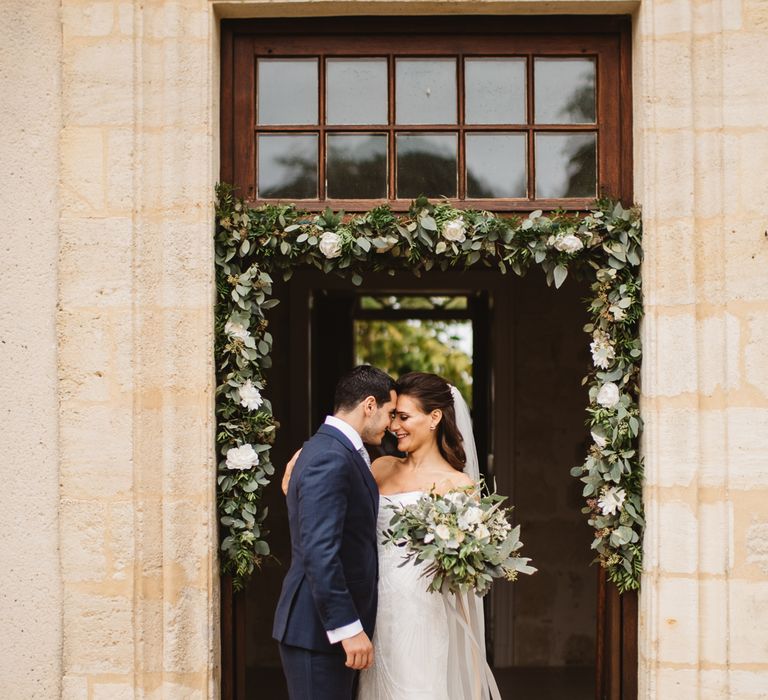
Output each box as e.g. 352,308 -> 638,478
0,2 -> 62,698
1,0 -> 767,697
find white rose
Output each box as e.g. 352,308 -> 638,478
226,444 -> 260,470
610,305 -> 626,321
224,319 -> 251,342
375,236 -> 398,253
441,219 -> 466,243
458,506 -> 484,530
591,430 -> 608,449
554,234 -> 584,254
590,330 -> 616,370
474,524 -> 490,540
239,379 -> 264,411
434,524 -> 451,541
598,486 -> 626,515
596,382 -> 620,409
318,231 -> 343,259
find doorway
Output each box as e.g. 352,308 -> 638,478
222,267 -> 601,699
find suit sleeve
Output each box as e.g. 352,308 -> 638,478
295,449 -> 360,635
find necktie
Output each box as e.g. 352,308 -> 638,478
357,446 -> 371,469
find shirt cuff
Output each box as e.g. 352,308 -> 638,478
326,619 -> 363,644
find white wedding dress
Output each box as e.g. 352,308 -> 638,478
357,491 -> 452,700
358,387 -> 495,700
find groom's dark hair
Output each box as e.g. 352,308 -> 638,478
334,365 -> 396,413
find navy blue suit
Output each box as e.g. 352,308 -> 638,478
273,424 -> 379,699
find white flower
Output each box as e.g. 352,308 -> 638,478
591,430 -> 608,449
424,532 -> 435,543
239,380 -> 263,411
590,330 -> 616,369
609,305 -> 626,321
226,444 -> 260,470
598,486 -> 626,515
444,491 -> 467,507
224,319 -> 251,342
596,382 -> 620,409
441,219 -> 466,243
458,506 -> 484,530
434,524 -> 451,541
375,236 -> 398,253
553,234 -> 584,254
474,524 -> 490,540
318,231 -> 343,259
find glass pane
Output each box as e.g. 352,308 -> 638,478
360,295 -> 468,310
466,133 -> 527,198
534,58 -> 596,124
396,133 -> 457,199
257,134 -> 318,199
326,59 -> 388,125
465,58 -> 526,124
257,59 -> 318,125
327,134 -> 387,199
535,132 -> 596,198
396,59 -> 457,124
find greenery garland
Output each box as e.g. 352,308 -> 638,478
214,183 -> 644,593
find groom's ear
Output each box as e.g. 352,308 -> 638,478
362,395 -> 377,414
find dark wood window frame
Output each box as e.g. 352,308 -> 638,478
221,16 -> 633,212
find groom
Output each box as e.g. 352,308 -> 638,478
273,365 -> 397,700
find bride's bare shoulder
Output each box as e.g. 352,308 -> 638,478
371,455 -> 402,478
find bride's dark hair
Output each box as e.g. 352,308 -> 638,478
395,372 -> 466,472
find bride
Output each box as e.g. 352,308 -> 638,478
282,371 -> 494,699
358,371 -> 490,700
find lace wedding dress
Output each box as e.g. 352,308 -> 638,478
357,491 -> 452,700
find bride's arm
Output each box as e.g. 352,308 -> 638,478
281,448 -> 302,495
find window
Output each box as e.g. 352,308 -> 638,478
221,17 -> 631,211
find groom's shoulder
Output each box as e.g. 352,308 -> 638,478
303,425 -> 352,455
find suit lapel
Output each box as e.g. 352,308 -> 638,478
317,424 -> 379,512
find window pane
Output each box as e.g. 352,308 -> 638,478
534,58 -> 596,124
257,134 -> 318,199
327,134 -> 387,199
396,133 -> 457,199
466,133 -> 526,198
535,132 -> 596,198
465,58 -> 526,124
326,59 -> 388,125
396,59 -> 457,125
257,59 -> 318,125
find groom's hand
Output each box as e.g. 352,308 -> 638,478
341,631 -> 374,670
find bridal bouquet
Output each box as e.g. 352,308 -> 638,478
382,488 -> 536,596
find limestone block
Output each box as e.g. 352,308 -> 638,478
92,681 -> 134,700
60,499 -> 108,582
62,3 -> 115,38
729,669 -> 768,698
117,3 -> 133,36
145,681 -> 204,700
699,578 -> 729,665
106,128 -> 135,212
62,591 -> 134,674
107,501 -> 135,581
652,668 -> 698,698
744,311 -> 768,399
60,127 -> 105,214
164,499 -> 209,583
61,674 -> 88,700
641,311 -> 698,397
697,313 -> 741,395
745,520 -> 768,575
641,407 -> 699,487
163,587 -> 211,674
657,501 -> 698,574
727,408 -> 768,489
723,219 -> 768,302
728,580 -> 768,664
699,501 -> 732,575
640,219 -> 697,306
636,40 -> 694,131
656,576 -> 699,665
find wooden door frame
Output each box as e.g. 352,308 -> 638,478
219,14 -> 637,699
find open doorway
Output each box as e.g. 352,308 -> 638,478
223,268 -> 598,699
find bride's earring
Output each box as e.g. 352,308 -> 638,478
429,425 -> 436,431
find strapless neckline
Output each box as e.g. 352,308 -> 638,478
379,490 -> 424,498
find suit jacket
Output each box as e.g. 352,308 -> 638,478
272,423 -> 379,652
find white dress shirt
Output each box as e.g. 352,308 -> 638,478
322,415 -> 367,644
